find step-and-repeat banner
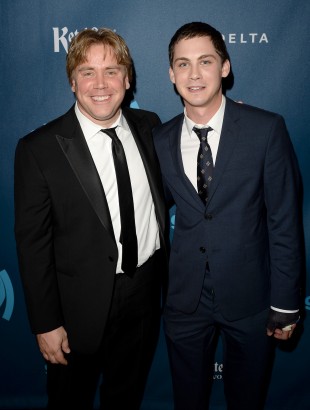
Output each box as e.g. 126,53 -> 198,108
1,1 -> 309,409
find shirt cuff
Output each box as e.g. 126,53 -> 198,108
271,306 -> 299,313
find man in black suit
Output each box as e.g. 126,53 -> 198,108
14,28 -> 167,410
153,22 -> 302,410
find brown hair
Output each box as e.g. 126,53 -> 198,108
169,22 -> 230,67
66,28 -> 133,83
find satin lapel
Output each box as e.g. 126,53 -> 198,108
122,109 -> 166,232
206,100 -> 240,207
55,110 -> 115,240
170,116 -> 205,211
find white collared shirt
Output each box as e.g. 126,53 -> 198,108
75,104 -> 160,273
181,95 -> 226,190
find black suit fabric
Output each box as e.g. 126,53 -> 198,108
14,105 -> 167,409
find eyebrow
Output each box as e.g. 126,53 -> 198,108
77,65 -> 121,71
78,66 -> 94,72
174,54 -> 216,63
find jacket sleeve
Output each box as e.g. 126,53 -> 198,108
14,138 -> 64,334
264,115 -> 302,310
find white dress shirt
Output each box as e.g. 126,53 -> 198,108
181,95 -> 226,190
75,104 -> 160,273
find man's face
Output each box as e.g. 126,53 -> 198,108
169,36 -> 230,120
71,43 -> 130,127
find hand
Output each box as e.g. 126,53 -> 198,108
266,309 -> 299,340
36,326 -> 71,365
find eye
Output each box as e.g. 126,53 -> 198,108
81,70 -> 94,78
105,69 -> 118,76
201,59 -> 211,65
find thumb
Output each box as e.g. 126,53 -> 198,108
61,334 -> 71,354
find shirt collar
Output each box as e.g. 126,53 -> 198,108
184,95 -> 226,138
74,103 -> 128,141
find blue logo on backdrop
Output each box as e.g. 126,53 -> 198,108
130,100 -> 139,109
169,208 -> 176,242
0,270 -> 14,321
305,296 -> 310,311
170,214 -> 175,230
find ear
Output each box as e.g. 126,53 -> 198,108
71,79 -> 76,93
221,59 -> 230,78
169,67 -> 176,84
125,76 -> 130,90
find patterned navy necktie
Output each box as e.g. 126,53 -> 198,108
102,127 -> 138,276
193,126 -> 213,204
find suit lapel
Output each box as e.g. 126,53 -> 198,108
122,108 -> 166,233
169,100 -> 240,210
206,99 -> 240,206
55,107 -> 115,239
170,115 -> 206,211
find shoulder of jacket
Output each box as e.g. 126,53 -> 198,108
21,107 -> 75,143
153,113 -> 183,135
226,97 -> 283,122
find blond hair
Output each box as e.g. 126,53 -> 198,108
66,28 -> 133,83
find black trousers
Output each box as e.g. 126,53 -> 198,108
46,251 -> 163,410
164,273 -> 273,410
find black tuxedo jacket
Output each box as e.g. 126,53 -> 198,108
153,97 -> 302,320
14,105 -> 167,353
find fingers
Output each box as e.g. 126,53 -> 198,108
43,350 -> 68,365
42,348 -> 68,365
266,324 -> 296,340
36,327 -> 70,365
39,344 -> 68,364
61,334 -> 71,355
51,348 -> 68,365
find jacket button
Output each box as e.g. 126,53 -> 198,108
205,213 -> 213,220
199,247 -> 206,253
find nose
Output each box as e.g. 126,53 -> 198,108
189,64 -> 201,80
94,72 -> 108,89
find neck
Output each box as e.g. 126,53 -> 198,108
185,94 -> 223,124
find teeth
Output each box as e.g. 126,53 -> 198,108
92,96 -> 109,101
190,87 -> 202,90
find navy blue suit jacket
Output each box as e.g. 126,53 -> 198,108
153,97 -> 302,321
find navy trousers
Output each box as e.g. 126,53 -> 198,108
164,274 -> 273,410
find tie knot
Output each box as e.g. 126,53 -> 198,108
101,127 -> 118,140
193,126 -> 212,141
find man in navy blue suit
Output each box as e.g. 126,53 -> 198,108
153,22 -> 302,410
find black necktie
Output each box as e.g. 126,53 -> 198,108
193,126 -> 213,204
102,127 -> 138,275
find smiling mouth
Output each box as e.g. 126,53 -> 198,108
188,86 -> 205,91
91,95 -> 111,102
